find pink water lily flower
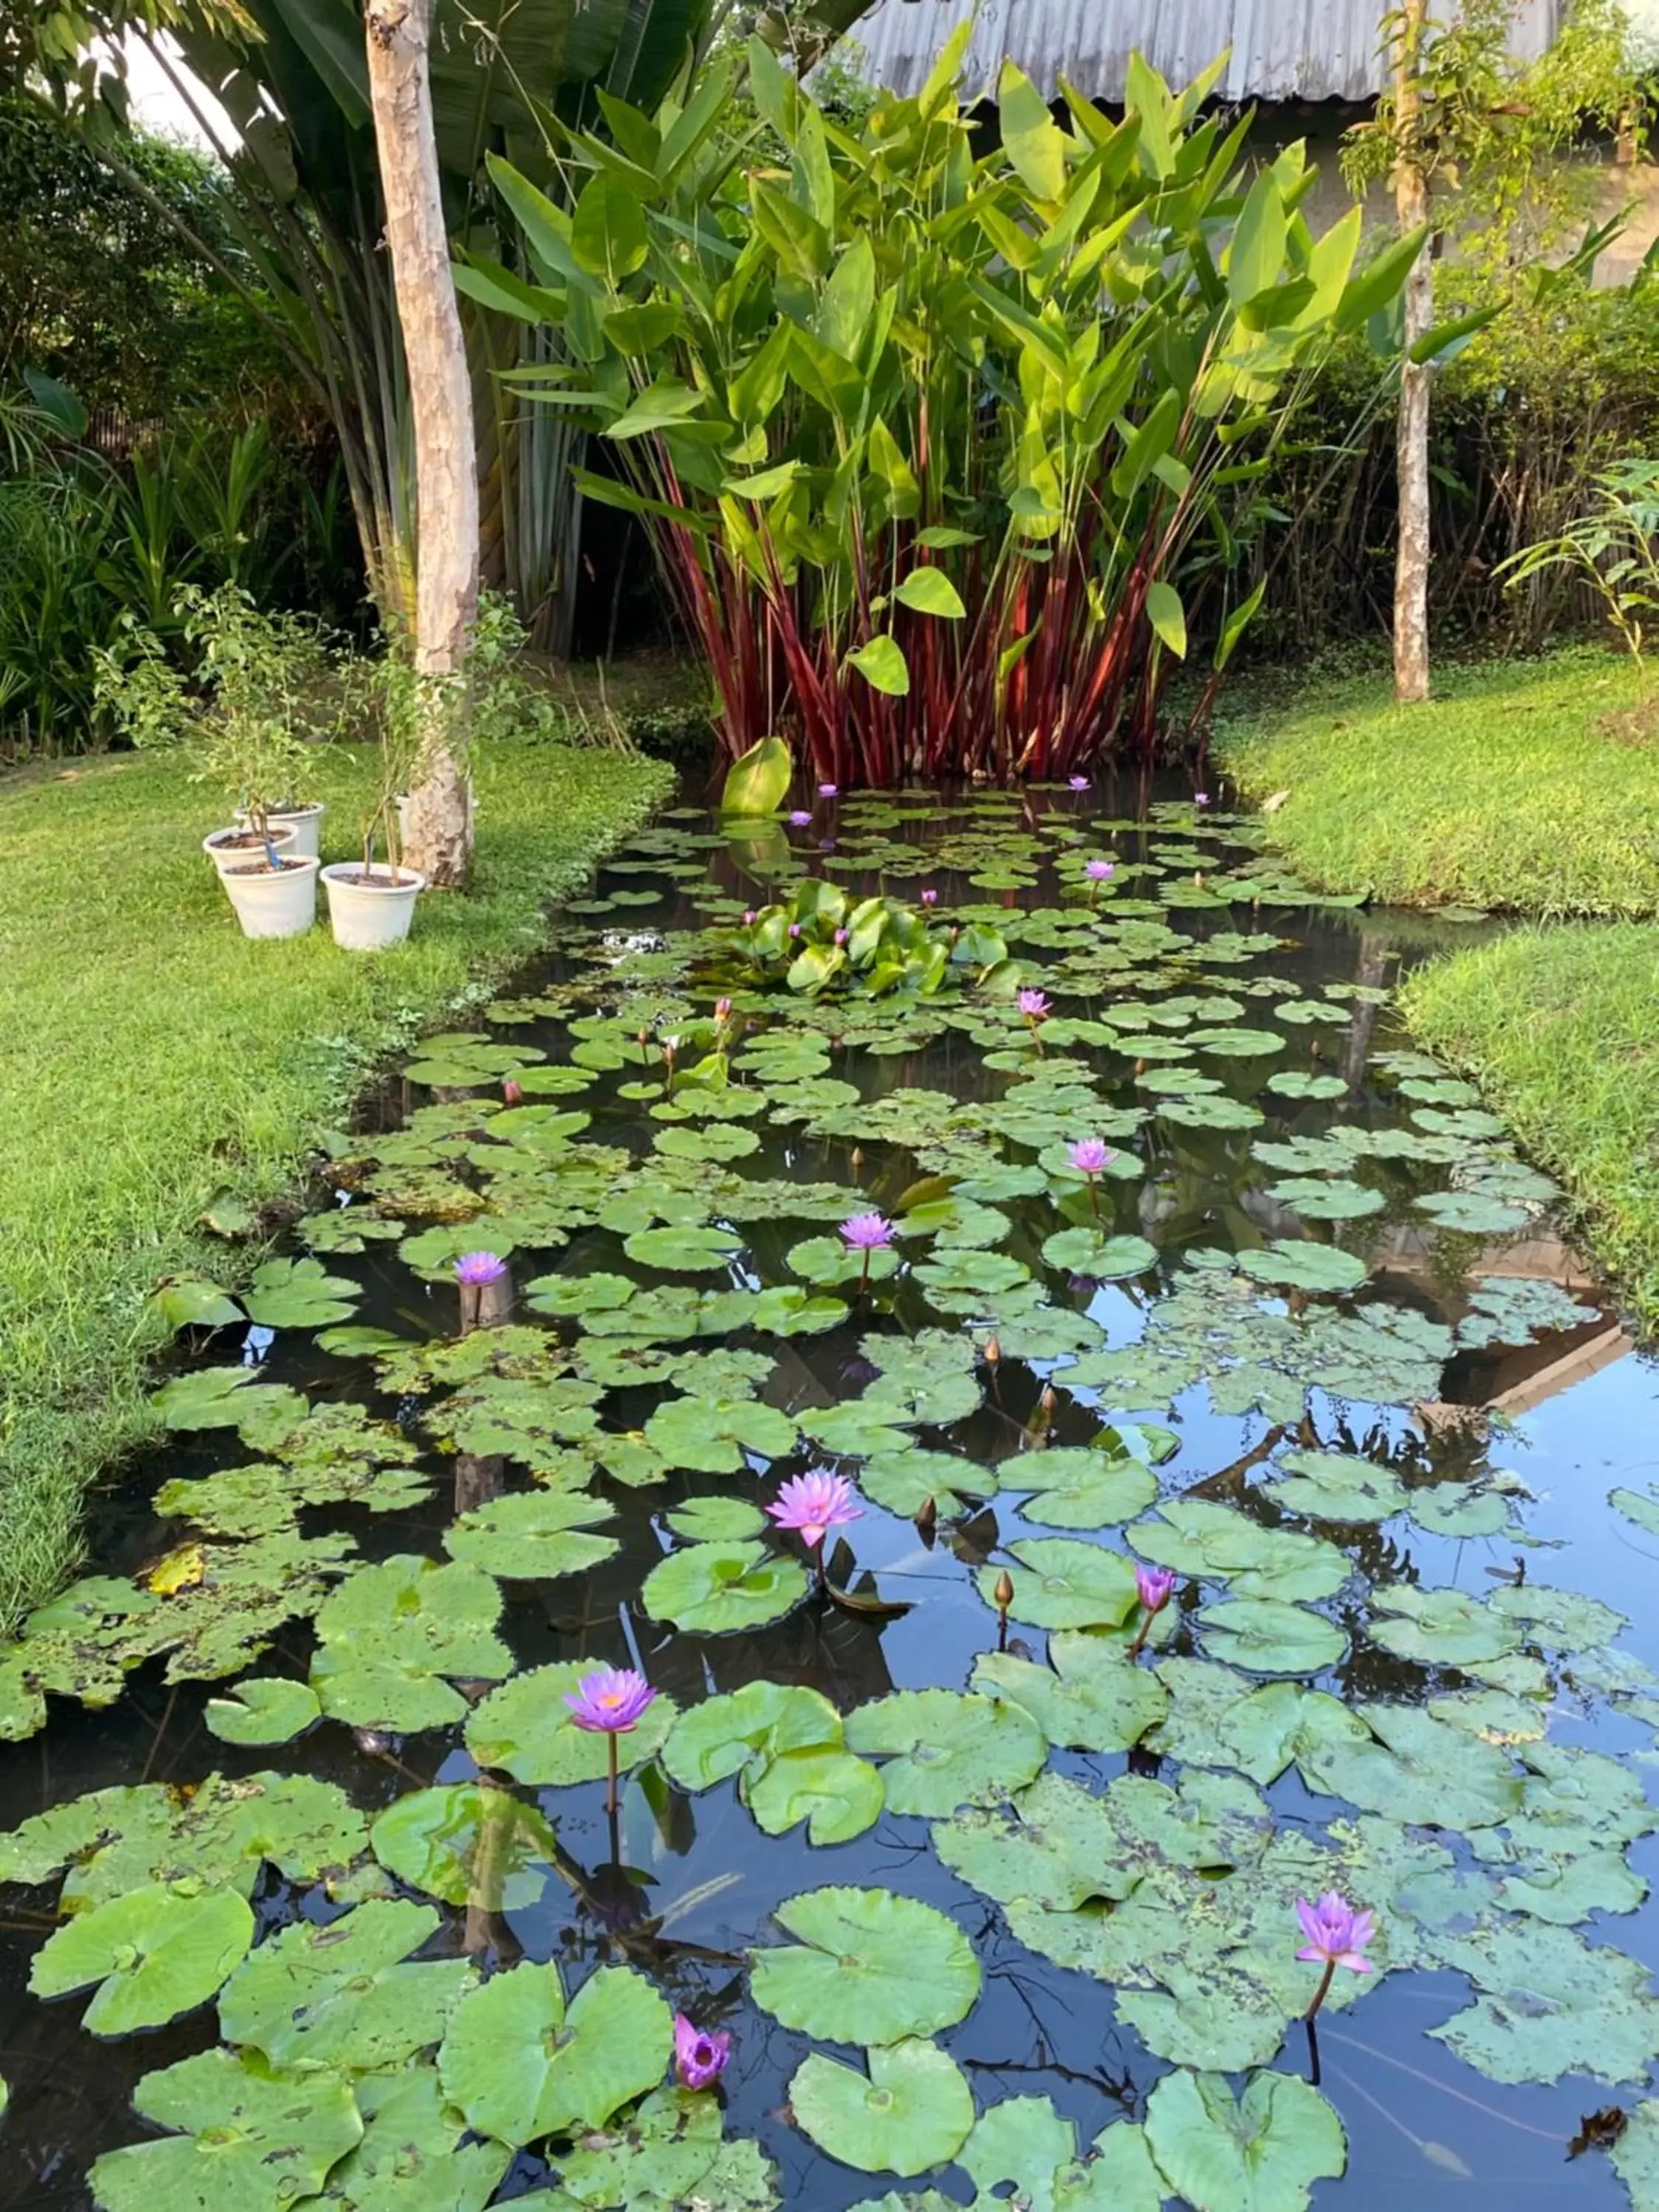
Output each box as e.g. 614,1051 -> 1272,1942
921,887 -> 939,905
1069,1138 -> 1115,1175
767,1470 -> 862,1565
818,782 -> 839,797
1085,859 -> 1115,882
565,1665 -> 657,1734
1296,1891 -> 1376,1975
453,1251 -> 508,1287
789,810 -> 813,827
674,2013 -> 732,2090
840,1211 -> 894,1251
1136,1565 -> 1177,1613
1018,989 -> 1050,1020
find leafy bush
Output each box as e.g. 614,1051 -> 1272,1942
729,880 -> 1004,997
473,35 -> 1412,785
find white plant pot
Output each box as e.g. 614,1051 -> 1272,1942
204,824 -> 296,876
236,801 -> 324,859
220,854 -> 319,939
321,861 -> 425,950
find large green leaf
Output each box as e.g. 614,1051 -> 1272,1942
439,1961 -> 672,2145
371,1784 -> 557,1910
844,1689 -> 1046,1815
465,1661 -> 678,1786
31,1881 -> 253,2034
976,1538 -> 1139,1630
750,1886 -> 981,2043
720,734 -> 792,816
973,1630 -> 1169,1753
641,1540 -> 807,1633
1144,2071 -> 1346,2212
88,2049 -> 363,2212
790,2042 -> 973,2177
218,1898 -> 471,2069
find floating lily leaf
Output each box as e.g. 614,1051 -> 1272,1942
240,1256 -> 359,1329
625,1223 -> 746,1273
1299,1703 -> 1521,1830
664,1495 -> 767,1542
218,1897 -> 470,2070
1237,1242 -> 1368,1294
860,1448 -> 992,1517
1144,2070 -> 1346,2212
1408,1481 -> 1514,1537
1006,1444 -> 1159,1528
750,1887 -> 981,2043
655,1122 -> 761,1162
787,1234 -> 901,1287
974,1630 -> 1168,1753
371,1784 -> 557,1910
1198,1597 -> 1346,1675
1266,1177 -> 1385,1222
1416,1190 -> 1531,1235
204,1676 -> 321,1745
664,1682 -> 845,1790
1152,1664 -> 1357,1787
439,1961 -> 672,2145
444,1491 -> 619,1581
1266,1071 -> 1349,1100
976,1538 -> 1139,1630
150,1365 -> 306,1435
150,1276 -> 243,1331
1366,1585 -> 1519,1665
464,1662 -> 678,1787
31,1880 -> 253,2033
539,2085 -> 778,2210
311,1556 -> 512,1732
312,2063 -> 512,2211
525,1270 -> 637,1317
1488,1580 -> 1628,1652
1612,1484 -> 1659,1539
1133,1500 -> 1347,1601
87,2049 -> 362,2212
1040,1228 -> 1158,1279
1613,2101 -> 1659,2211
641,1394 -> 798,1474
844,1690 -> 1046,1815
1265,1449 -> 1405,1523
642,1541 -> 808,1634
789,2042 -> 973,2177
1428,1920 -> 1659,2084
746,1748 -> 886,1844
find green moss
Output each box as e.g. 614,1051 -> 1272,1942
1402,925 -> 1659,1326
0,738 -> 673,1629
1217,649 -> 1659,917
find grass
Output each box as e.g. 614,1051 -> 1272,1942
0,737 -> 673,1630
1402,925 -> 1659,1325
1215,647 -> 1659,917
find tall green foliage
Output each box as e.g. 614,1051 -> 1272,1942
477,32 -> 1417,783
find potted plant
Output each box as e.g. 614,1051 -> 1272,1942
320,644 -> 425,950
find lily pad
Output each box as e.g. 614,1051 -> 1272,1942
1040,1228 -> 1158,1279
464,1662 -> 678,1787
443,1490 -> 620,1582
1007,1444 -> 1159,1529
1197,1598 -> 1346,1676
439,1961 -> 672,2145
844,1690 -> 1046,1815
976,1539 -> 1140,1630
641,1542 -> 808,1634
749,1886 -> 980,2043
371,1784 -> 557,1910
974,1630 -> 1169,1753
218,1897 -> 471,2069
1144,2070 -> 1346,2212
203,1677 -> 321,1746
311,1555 -> 512,1733
789,2042 -> 973,2177
31,1880 -> 254,2034
87,2049 -> 363,2212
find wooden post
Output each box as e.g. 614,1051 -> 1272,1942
364,0 -> 478,886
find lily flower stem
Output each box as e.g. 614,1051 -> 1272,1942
1304,1957 -> 1336,2024
606,1733 -> 619,1818
997,1608 -> 1009,1653
1086,1174 -> 1099,1218
1127,1607 -> 1152,1661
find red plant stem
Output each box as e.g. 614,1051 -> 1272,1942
1305,1958 -> 1337,2023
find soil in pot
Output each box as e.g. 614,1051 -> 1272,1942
203,824 -> 298,875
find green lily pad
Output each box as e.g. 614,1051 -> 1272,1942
371,1784 -> 557,1910
30,1880 -> 253,2034
1366,1585 -> 1520,1665
1133,1500 -> 1347,1600
204,1676 -> 321,1746
1041,1228 -> 1158,1279
538,2084 -> 778,2209
311,1555 -> 512,1732
1612,2099 -> 1659,2209
311,2063 -> 512,2211
749,1887 -> 981,2043
624,1223 -> 746,1273
1006,1444 -> 1159,1529
1266,1178 -> 1385,1222
641,1542 -> 808,1634
87,2049 -> 363,2212
439,1961 -> 672,2145
1266,1450 -> 1406,1523
464,1662 -> 678,1787
976,1539 -> 1140,1630
645,1394 -> 798,1472
844,1690 -> 1046,1815
1237,1242 -> 1368,1294
1299,1703 -> 1521,1831
1144,2070 -> 1345,2212
1197,1598 -> 1346,1676
789,2042 -> 973,2177
218,1897 -> 471,2070
1428,1920 -> 1659,2084
443,1490 -> 620,1581
1266,1071 -> 1349,1100
241,1256 -> 359,1329
974,1630 -> 1169,1753
860,1448 -> 992,1518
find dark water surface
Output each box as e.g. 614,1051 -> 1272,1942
1,779 -> 1655,2211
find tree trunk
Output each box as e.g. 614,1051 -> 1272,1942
1393,0 -> 1433,705
364,0 -> 478,886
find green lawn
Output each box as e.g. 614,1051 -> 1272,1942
0,737 -> 672,1629
1403,925 -> 1659,1326
1216,649 -> 1659,917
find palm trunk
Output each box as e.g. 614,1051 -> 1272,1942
1393,0 -> 1433,705
364,0 -> 478,887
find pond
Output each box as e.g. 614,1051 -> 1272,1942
1,781 -> 1658,2212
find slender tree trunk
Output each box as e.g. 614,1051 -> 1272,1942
1393,0 -> 1433,704
364,0 -> 478,886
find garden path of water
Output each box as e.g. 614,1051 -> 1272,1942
1,780 -> 1658,2212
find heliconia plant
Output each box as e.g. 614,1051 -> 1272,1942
467,29 -> 1422,785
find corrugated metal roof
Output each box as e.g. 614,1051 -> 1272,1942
845,0 -> 1564,105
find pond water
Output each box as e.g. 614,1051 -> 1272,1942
2,782 -> 1658,2212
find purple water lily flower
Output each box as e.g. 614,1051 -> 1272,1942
921,888 -> 939,906
454,1251 -> 508,1287
1018,988 -> 1050,1020
840,1211 -> 894,1250
674,2013 -> 732,2091
1194,790 -> 1211,807
1136,1564 -> 1178,1614
787,921 -> 802,939
742,908 -> 757,926
1069,1137 -> 1116,1176
789,810 -> 813,827
834,926 -> 849,945
1068,775 -> 1090,791
818,782 -> 839,797
566,1665 -> 658,1734
1085,859 -> 1115,882
1297,1891 -> 1377,2020
767,1470 -> 862,1571
566,1664 -> 658,1815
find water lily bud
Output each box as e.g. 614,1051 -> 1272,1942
916,1495 -> 937,1533
851,1146 -> 865,1176
983,1334 -> 1001,1366
1039,1383 -> 1057,1416
994,1570 -> 1015,1612
502,1078 -> 524,1107
714,997 -> 732,1024
742,909 -> 757,926
637,1026 -> 650,1048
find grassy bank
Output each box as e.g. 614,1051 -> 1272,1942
1402,925 -> 1659,1325
0,738 -> 673,1629
1217,649 -> 1659,917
